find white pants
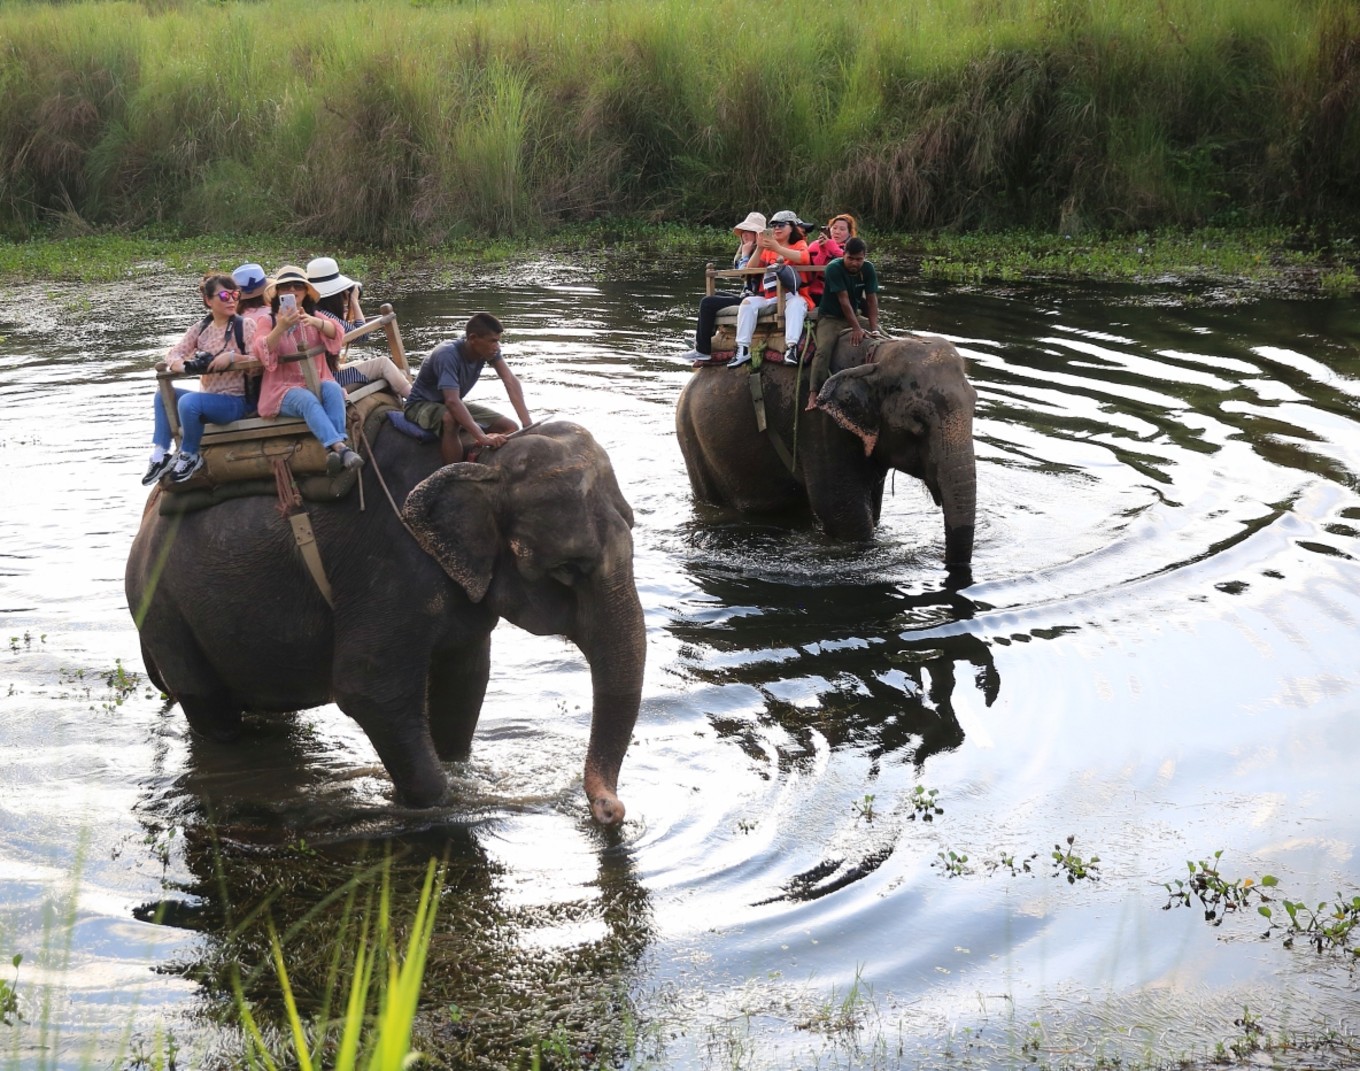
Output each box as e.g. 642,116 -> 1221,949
339,355 -> 411,399
736,294 -> 806,349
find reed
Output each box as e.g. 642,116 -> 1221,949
0,0 -> 1355,241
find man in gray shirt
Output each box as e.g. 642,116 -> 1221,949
405,311 -> 533,463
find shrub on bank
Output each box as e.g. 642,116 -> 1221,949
0,0 -> 1356,241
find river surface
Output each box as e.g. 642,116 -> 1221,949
0,261 -> 1357,1069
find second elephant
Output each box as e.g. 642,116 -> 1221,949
675,335 -> 977,578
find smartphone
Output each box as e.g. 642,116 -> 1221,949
279,293 -> 297,311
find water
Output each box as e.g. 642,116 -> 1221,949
0,262 -> 1357,1068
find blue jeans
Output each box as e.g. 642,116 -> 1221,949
279,382 -> 348,448
153,389 -> 252,454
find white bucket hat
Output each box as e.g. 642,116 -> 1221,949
305,256 -> 360,299
733,211 -> 767,235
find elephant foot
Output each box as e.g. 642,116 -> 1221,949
394,774 -> 450,809
180,698 -> 243,743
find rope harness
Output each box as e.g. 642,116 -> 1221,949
744,324 -> 812,474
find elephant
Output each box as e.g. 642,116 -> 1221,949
124,420 -> 644,825
675,335 -> 976,579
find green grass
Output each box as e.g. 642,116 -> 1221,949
0,0 -> 1356,241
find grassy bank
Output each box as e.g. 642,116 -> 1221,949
0,223 -> 1355,295
0,0 -> 1357,243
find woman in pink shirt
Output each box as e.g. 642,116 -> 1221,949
142,272 -> 258,486
250,264 -> 363,473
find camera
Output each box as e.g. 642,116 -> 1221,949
182,351 -> 214,374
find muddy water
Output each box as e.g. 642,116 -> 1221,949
0,263 -> 1357,1068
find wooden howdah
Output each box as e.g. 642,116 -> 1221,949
702,262 -> 824,359
153,305 -> 409,495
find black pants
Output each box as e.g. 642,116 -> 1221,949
695,293 -> 744,354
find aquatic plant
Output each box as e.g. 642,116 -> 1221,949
1050,835 -> 1100,884
933,849 -> 972,878
1162,849 -> 1275,925
1267,895 -> 1360,957
0,955 -> 20,1027
906,785 -> 942,822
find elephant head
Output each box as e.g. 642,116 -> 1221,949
815,337 -> 978,580
400,423 -> 645,825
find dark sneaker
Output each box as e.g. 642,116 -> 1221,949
783,347 -> 800,365
141,454 -> 174,486
730,348 -> 752,368
326,449 -> 344,476
167,452 -> 204,484
340,447 -> 365,471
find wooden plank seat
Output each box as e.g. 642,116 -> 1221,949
704,262 -> 825,357
200,379 -> 391,446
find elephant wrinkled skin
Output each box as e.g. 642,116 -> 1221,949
125,421 -> 645,825
675,335 -> 977,577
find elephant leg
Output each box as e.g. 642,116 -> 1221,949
333,670 -> 449,808
805,470 -> 877,541
426,636 -> 490,761
147,633 -> 243,741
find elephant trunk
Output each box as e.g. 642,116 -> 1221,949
575,568 -> 646,826
934,409 -> 977,582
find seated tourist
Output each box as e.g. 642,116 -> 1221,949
306,256 -> 411,400
804,213 -> 856,307
232,263 -> 273,327
141,272 -> 258,486
250,265 -> 362,474
682,211 -> 767,363
731,210 -> 811,367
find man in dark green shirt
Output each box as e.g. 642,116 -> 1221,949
810,237 -> 880,396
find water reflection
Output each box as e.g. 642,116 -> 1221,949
2,269 -> 1359,1069
129,704 -> 655,1063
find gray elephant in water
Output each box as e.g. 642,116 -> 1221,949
124,421 -> 644,825
675,335 -> 977,578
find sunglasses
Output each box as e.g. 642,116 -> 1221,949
213,289 -> 240,301
276,281 -> 308,292
771,221 -> 792,228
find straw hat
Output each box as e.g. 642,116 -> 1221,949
306,256 -> 361,299
733,211 -> 767,235
231,262 -> 271,299
273,265 -> 320,303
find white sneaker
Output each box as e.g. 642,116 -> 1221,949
730,346 -> 752,368
167,452 -> 204,484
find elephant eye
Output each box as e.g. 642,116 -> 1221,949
548,558 -> 595,586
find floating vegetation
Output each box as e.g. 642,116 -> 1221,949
1162,849 -> 1275,925
1051,835 -> 1101,884
851,794 -> 877,823
906,786 -> 943,822
1163,850 -> 1360,960
933,850 -> 972,878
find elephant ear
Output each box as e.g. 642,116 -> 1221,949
816,365 -> 881,456
401,464 -> 502,602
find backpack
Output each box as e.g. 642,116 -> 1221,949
196,313 -> 260,411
